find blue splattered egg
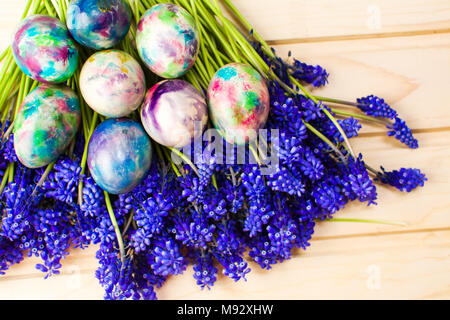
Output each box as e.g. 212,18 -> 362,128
12,15 -> 79,84
136,3 -> 199,78
87,118 -> 152,194
67,0 -> 132,50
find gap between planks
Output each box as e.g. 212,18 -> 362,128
266,28 -> 450,45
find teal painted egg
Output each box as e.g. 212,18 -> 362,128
207,63 -> 270,145
14,85 -> 81,168
12,15 -> 79,84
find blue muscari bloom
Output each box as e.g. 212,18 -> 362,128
273,132 -> 304,165
290,58 -> 329,87
150,238 -> 186,277
131,193 -> 173,253
269,95 -> 308,139
193,251 -> 217,290
300,151 -> 324,182
253,42 -> 329,88
266,217 -> 297,261
0,236 -> 23,274
377,167 -> 427,192
195,147 -> 217,187
267,165 -> 305,197
241,166 -> 275,236
320,117 -> 362,143
222,179 -> 244,214
342,155 -> 377,205
202,195 -> 227,221
2,134 -> 18,163
95,247 -> 132,300
80,177 -> 104,217
248,237 -> 277,270
297,95 -> 325,122
338,117 -> 362,139
171,210 -> 215,249
215,253 -> 250,282
43,157 -> 82,205
1,182 -> 34,241
357,95 -> 398,119
244,204 -> 275,237
180,175 -> 205,203
312,179 -> 347,217
387,117 -> 418,149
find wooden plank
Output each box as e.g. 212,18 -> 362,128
228,0 -> 450,41
1,230 -> 449,299
272,33 -> 450,132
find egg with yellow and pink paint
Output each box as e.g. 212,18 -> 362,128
136,3 -> 199,79
14,85 -> 81,168
11,15 -> 79,84
207,63 -> 270,145
140,79 -> 208,148
80,50 -> 146,118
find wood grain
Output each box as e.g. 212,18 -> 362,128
227,0 -> 450,41
0,0 -> 449,300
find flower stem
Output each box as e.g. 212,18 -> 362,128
168,147 -> 200,176
104,191 -> 126,266
314,95 -> 359,107
331,108 -> 390,126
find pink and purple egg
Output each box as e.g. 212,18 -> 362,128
67,0 -> 132,50
14,85 -> 81,168
87,118 -> 152,194
136,3 -> 199,78
207,63 -> 270,145
80,50 -> 146,118
141,79 -> 208,148
12,15 -> 79,84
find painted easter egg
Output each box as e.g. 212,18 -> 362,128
80,50 -> 146,118
87,118 -> 152,194
11,15 -> 78,84
136,3 -> 199,78
141,80 -> 208,148
13,85 -> 81,168
67,0 -> 132,50
207,63 -> 270,145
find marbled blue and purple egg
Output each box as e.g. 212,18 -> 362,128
14,85 -> 81,168
87,118 -> 152,194
80,50 -> 146,118
141,80 -> 208,148
136,3 -> 199,78
207,63 -> 270,145
12,15 -> 79,84
67,0 -> 132,50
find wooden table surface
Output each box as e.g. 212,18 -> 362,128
0,0 -> 449,300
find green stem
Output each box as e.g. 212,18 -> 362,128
0,165 -> 11,196
314,95 -> 358,107
168,147 -> 199,176
104,191 -> 126,265
331,108 -> 390,126
303,121 -> 347,163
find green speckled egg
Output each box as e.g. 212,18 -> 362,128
14,85 -> 81,168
